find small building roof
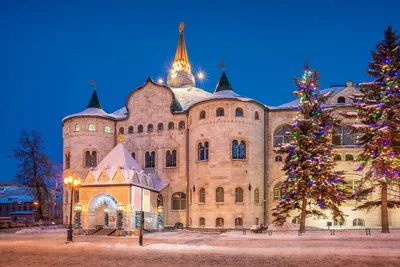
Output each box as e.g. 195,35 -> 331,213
214,71 -> 233,93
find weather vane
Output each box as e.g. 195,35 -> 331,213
179,22 -> 185,33
89,79 -> 96,90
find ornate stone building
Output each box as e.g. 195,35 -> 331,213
62,23 -> 400,232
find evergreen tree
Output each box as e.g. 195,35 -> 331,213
349,26 -> 400,233
12,130 -> 59,220
272,63 -> 347,233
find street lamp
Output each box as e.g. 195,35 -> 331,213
64,175 -> 81,242
74,204 -> 82,228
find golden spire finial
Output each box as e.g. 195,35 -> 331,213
117,133 -> 124,144
179,22 -> 185,33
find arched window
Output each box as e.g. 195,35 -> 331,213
128,126 -> 134,134
168,122 -> 174,130
189,217 -> 192,226
235,218 -> 243,227
274,183 -> 282,201
273,124 -> 291,147
119,127 -> 124,134
64,126 -> 69,135
353,218 -> 365,227
148,124 -> 154,132
232,140 -> 246,159
332,125 -> 356,146
145,151 -> 155,168
157,194 -> 163,208
189,189 -> 192,204
179,121 -> 185,129
65,153 -> 70,169
338,96 -> 346,104
216,108 -> 224,117
235,187 -> 243,203
199,188 -> 205,203
216,187 -> 224,203
138,125 -> 143,133
216,217 -> 224,227
92,151 -> 97,166
157,123 -> 164,131
166,150 -> 177,167
235,108 -> 244,117
198,143 -> 204,161
104,126 -> 111,133
85,151 -> 92,167
345,154 -> 354,161
171,192 -> 186,210
254,188 -> 259,204
88,123 -> 95,132
275,155 -> 282,162
200,111 -> 206,120
131,152 -> 136,160
334,154 -> 342,161
75,124 -> 80,132
23,206 -> 27,211
199,217 -> 205,226
255,111 -> 259,120
204,142 -> 209,160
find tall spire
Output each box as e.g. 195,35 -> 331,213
167,22 -> 195,88
214,71 -> 233,93
87,89 -> 102,109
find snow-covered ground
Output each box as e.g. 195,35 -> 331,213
0,227 -> 399,267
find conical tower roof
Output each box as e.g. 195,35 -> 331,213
174,26 -> 189,64
87,89 -> 102,109
214,71 -> 233,93
167,22 -> 195,88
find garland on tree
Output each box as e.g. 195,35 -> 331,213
344,26 -> 400,233
272,63 -> 347,232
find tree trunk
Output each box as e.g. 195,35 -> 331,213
300,195 -> 307,233
381,183 -> 390,233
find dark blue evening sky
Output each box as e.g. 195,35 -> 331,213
0,0 -> 399,182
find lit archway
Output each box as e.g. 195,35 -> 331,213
87,194 -> 118,229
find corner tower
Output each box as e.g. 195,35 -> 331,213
167,22 -> 196,88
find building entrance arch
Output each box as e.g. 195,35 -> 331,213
87,194 -> 118,229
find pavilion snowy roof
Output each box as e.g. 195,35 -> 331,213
84,143 -> 168,192
94,143 -> 141,171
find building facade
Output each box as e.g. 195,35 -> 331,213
62,23 -> 400,232
0,183 -> 62,226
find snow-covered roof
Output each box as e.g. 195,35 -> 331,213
83,143 -> 168,191
272,86 -> 352,110
170,85 -> 213,111
95,143 -> 141,171
0,185 -> 34,204
62,107 -> 117,122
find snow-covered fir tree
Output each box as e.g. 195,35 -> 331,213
348,26 -> 400,233
272,63 -> 347,233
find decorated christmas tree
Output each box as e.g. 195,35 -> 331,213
348,26 -> 400,233
272,63 -> 347,233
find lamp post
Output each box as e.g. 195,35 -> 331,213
139,188 -> 144,246
63,175 -> 81,242
74,204 -> 82,228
